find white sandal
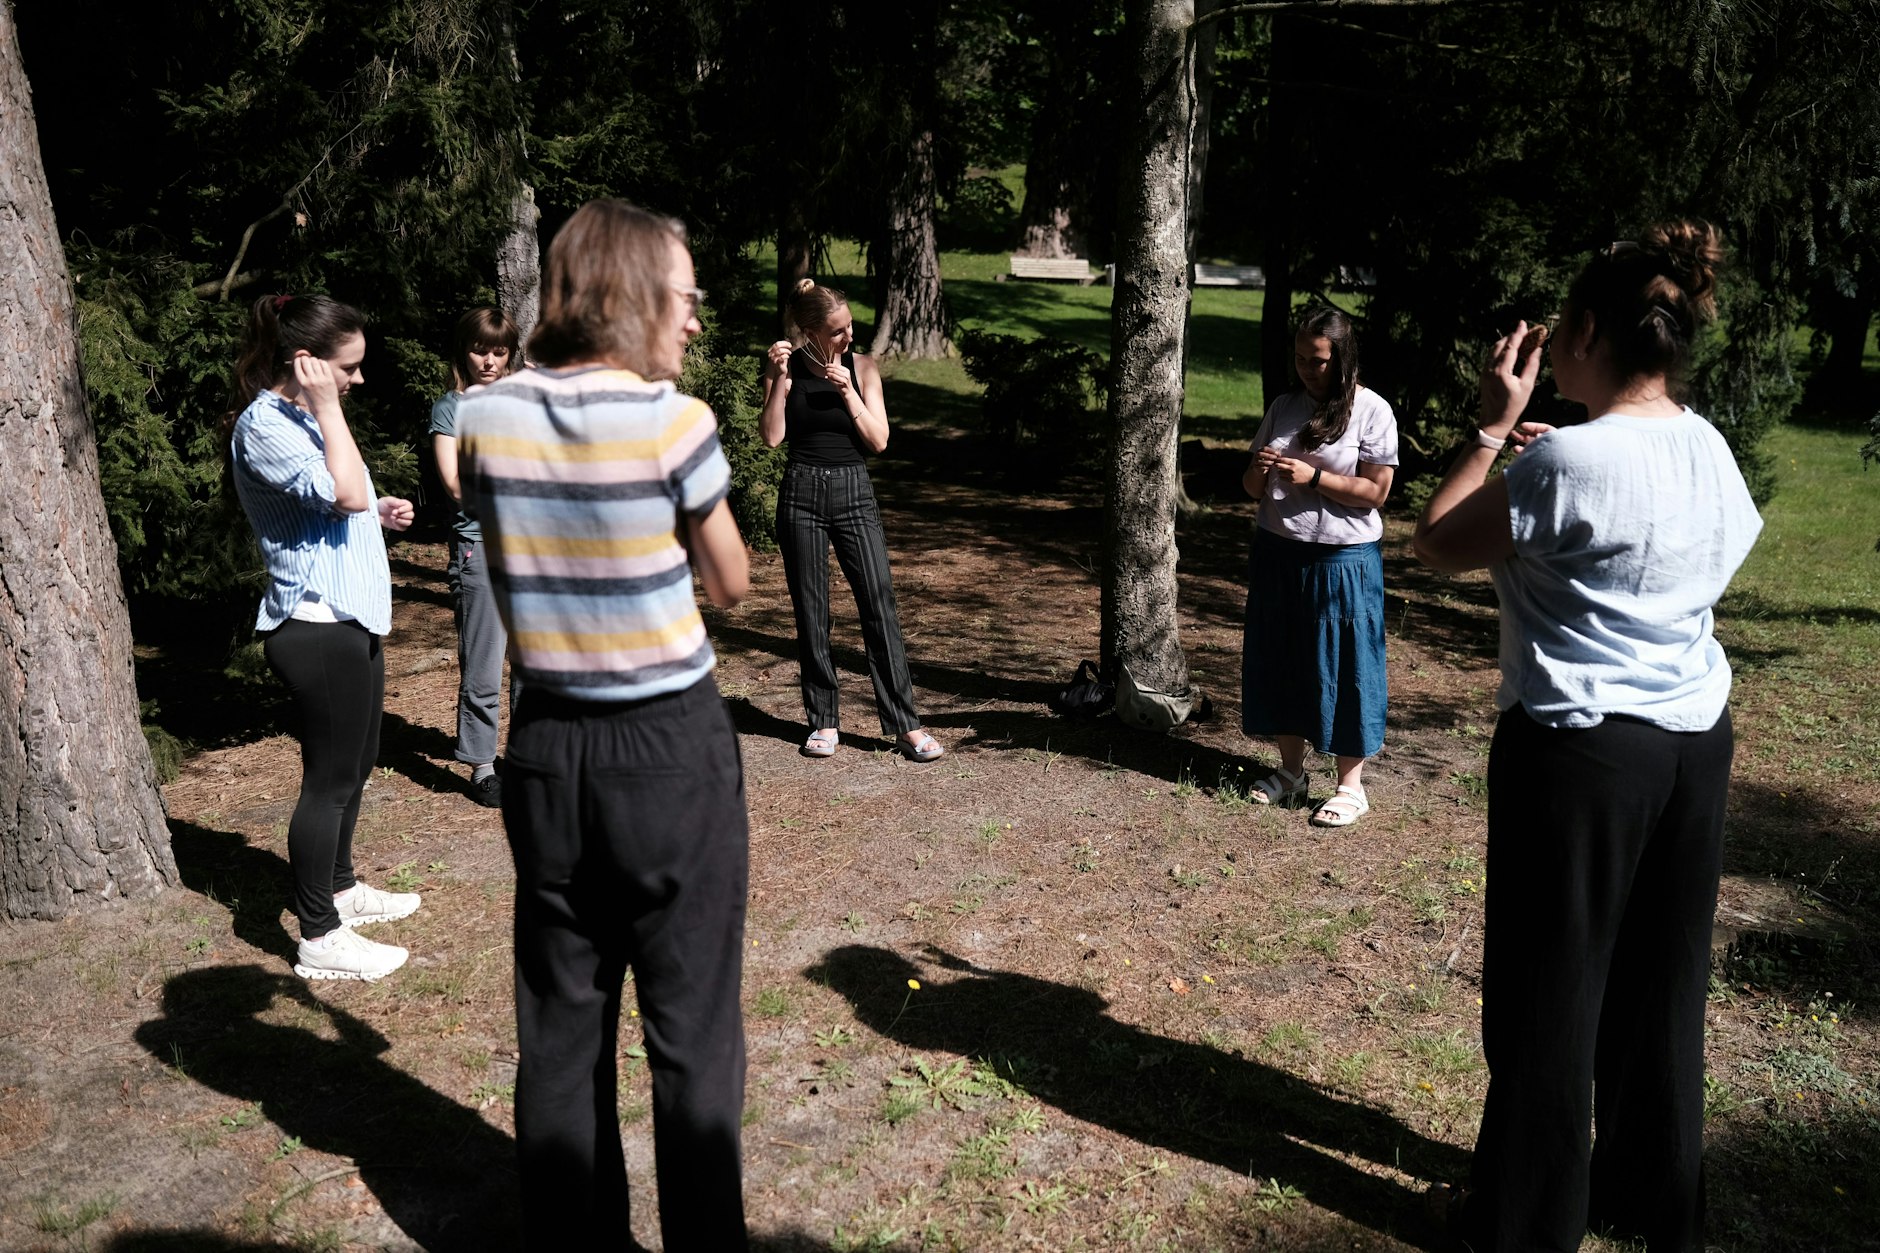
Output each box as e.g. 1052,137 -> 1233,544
1310,785 -> 1370,828
1249,766 -> 1308,807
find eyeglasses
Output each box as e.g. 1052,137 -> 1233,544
670,285 -> 706,313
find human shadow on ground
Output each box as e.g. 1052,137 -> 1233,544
378,710 -> 466,796
168,820 -> 299,962
134,965 -> 521,1251
809,944 -> 1462,1249
101,1229 -> 840,1253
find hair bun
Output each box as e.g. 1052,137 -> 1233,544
793,277 -> 818,296
1642,219 -> 1724,319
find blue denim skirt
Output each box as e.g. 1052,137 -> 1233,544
1241,530 -> 1387,758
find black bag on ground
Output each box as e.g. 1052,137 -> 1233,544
1049,660 -> 1115,718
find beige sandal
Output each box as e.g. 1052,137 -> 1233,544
1250,766 -> 1308,806
1310,785 -> 1370,828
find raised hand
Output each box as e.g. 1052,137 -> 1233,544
1479,320 -> 1545,435
293,352 -> 343,414
764,339 -> 793,382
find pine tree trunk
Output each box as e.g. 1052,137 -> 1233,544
872,126 -> 951,360
777,209 -> 812,336
1101,0 -> 1199,697
1016,43 -> 1092,260
0,6 -> 176,920
1260,14 -> 1301,405
495,181 -> 540,350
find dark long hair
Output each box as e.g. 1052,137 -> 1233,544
1293,304 -> 1361,451
1565,219 -> 1725,387
449,306 -> 521,391
221,293 -> 367,455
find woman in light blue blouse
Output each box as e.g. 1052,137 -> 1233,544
1414,222 -> 1761,1253
224,293 -> 422,984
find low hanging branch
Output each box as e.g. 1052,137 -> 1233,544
211,201 -> 291,301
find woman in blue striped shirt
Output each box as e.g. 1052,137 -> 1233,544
224,294 -> 422,983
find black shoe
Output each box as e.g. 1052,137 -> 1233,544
469,772 -> 502,808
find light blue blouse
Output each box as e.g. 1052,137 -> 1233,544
1491,409 -> 1762,730
230,391 -> 392,635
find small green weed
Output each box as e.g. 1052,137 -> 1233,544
385,861 -> 422,892
753,987 -> 794,1019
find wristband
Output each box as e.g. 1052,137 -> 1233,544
1309,466 -> 1323,490
1474,429 -> 1508,451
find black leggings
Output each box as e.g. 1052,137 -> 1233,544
264,619 -> 384,939
1466,706 -> 1733,1253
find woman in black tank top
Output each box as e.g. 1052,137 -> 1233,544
759,278 -> 943,763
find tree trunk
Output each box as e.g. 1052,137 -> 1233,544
1016,37 -> 1093,260
1812,285 -> 1875,407
1260,14 -> 1301,405
0,6 -> 176,920
1100,0 -> 1199,698
871,125 -> 951,360
1173,0 -> 1220,520
776,207 -> 813,336
495,181 -> 540,350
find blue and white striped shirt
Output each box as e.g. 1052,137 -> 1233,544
230,390 -> 393,635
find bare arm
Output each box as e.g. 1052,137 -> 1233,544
843,356 -> 890,454
1259,446 -> 1395,510
759,340 -> 791,448
293,355 -> 370,513
434,433 -> 462,502
1412,320 -> 1542,572
685,498 -> 750,608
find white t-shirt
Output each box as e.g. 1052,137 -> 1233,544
1253,386 -> 1400,545
1492,408 -> 1762,730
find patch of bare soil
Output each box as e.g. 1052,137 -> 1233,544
1,418 -> 1875,1252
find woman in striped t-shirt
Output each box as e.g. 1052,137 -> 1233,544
456,199 -> 752,1250
225,294 -> 423,984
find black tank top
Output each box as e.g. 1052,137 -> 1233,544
783,348 -> 868,466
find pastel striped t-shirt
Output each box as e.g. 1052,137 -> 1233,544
456,366 -> 732,702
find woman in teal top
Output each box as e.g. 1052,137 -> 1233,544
430,306 -> 521,806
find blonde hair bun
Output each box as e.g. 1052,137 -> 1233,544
793,277 -> 818,296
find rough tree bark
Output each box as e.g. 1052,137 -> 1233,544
776,207 -> 813,335
495,182 -> 540,349
1100,0 -> 1202,698
872,125 -> 952,360
0,5 -> 176,920
870,0 -> 950,361
1016,27 -> 1097,260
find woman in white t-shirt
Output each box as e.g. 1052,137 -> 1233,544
1239,305 -> 1398,827
1413,221 -> 1760,1252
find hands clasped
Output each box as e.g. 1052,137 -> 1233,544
1257,446 -> 1316,487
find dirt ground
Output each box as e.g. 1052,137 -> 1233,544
1,415 -> 1875,1252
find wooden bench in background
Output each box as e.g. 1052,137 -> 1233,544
1192,263 -> 1265,288
1002,255 -> 1102,285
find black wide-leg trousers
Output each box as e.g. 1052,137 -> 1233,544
263,618 -> 382,939
1465,705 -> 1734,1253
501,675 -> 750,1251
776,461 -> 921,737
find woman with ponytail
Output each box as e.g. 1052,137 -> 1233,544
1239,305 -> 1398,826
759,278 -> 943,762
1414,221 -> 1761,1251
225,293 -> 420,983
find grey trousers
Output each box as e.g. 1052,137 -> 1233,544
776,461 -> 921,736
448,538 -> 514,765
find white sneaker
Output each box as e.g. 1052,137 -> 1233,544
294,928 -> 409,982
333,881 -> 421,929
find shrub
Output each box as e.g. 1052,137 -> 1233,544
958,329 -> 1106,451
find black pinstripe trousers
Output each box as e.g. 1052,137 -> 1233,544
776,461 -> 921,736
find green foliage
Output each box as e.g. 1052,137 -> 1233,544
679,322 -> 786,551
958,329 -> 1106,449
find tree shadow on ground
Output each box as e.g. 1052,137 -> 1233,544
807,944 -> 1464,1250
100,1229 -> 838,1252
133,964 -> 520,1251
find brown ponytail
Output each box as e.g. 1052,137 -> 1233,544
221,293 -> 367,455
1565,219 -> 1725,385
